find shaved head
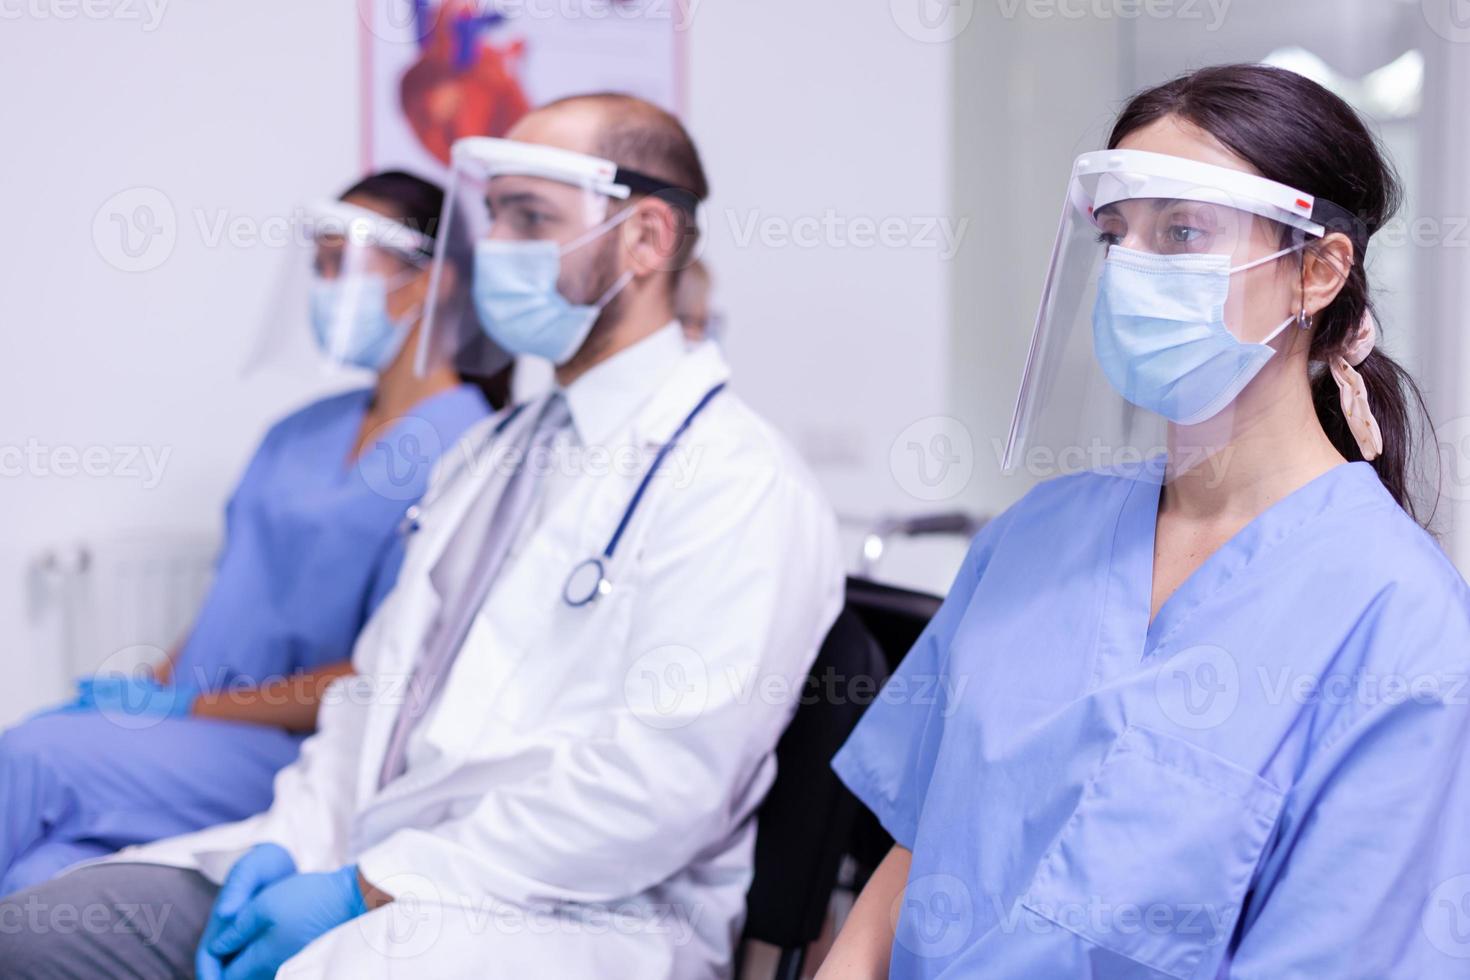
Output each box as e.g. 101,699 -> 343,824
525,92 -> 709,203
508,92 -> 708,286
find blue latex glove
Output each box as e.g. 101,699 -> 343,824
26,675 -> 194,722
69,675 -> 198,718
195,844 -> 299,980
208,866 -> 368,980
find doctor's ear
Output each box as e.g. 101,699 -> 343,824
1300,232 -> 1354,318
619,194 -> 701,279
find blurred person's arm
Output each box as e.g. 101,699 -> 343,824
815,844 -> 911,980
191,662 -> 356,732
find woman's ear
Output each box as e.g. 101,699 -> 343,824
1302,232 -> 1354,318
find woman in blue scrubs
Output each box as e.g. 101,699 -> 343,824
822,65 -> 1470,978
0,171 -> 504,895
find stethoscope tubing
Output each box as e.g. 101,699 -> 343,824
400,383 -> 727,609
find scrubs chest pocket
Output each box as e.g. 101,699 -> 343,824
1019,726 -> 1283,979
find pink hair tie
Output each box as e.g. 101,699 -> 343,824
1327,310 -> 1382,461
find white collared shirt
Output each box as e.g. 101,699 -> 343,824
509,321 -> 689,563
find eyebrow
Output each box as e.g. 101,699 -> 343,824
486,190 -> 559,212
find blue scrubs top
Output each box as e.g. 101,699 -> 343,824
835,462 -> 1470,978
0,383 -> 489,895
172,383 -> 489,689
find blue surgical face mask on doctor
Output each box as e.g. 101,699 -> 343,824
309,273 -> 419,372
1091,243 -> 1303,425
471,207 -> 637,365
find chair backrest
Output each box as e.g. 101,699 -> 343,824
743,605 -> 888,950
843,576 -> 942,672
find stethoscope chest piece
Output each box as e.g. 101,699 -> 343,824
399,504 -> 423,537
563,556 -> 611,607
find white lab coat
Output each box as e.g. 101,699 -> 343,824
111,338 -> 845,979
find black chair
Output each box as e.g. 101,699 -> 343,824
839,577 -> 944,891
741,605 -> 888,980
843,576 -> 942,673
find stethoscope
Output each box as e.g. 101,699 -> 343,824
399,381 -> 727,609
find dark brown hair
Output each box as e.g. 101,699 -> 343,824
1110,64 -> 1432,522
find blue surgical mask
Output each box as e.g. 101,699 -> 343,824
309,274 -> 418,371
471,208 -> 636,365
1091,244 -> 1301,425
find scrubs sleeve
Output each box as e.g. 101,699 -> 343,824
1228,596 -> 1470,978
831,508 -> 1014,849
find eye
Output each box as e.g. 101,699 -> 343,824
503,207 -> 557,238
1092,208 -> 1126,248
1165,222 -> 1207,245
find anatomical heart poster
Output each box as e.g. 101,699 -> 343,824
360,0 -> 687,175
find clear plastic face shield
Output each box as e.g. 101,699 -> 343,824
1003,149 -> 1346,483
246,201 -> 437,376
419,136 -> 687,371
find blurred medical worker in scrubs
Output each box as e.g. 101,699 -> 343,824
0,171 -> 500,896
0,94 -> 843,980
821,64 -> 1470,979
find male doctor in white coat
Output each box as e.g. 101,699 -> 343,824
0,93 -> 844,979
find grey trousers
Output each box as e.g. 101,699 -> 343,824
0,863 -> 217,979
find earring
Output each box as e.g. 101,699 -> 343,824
1296,308 -> 1311,330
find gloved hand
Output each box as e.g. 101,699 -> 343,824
195,843 -> 299,980
70,675 -> 198,718
207,866 -> 368,980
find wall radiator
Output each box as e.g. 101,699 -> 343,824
27,530 -> 218,678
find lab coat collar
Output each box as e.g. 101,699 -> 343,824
561,321 -> 687,448
627,338 -> 731,448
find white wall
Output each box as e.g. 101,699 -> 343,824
949,6 -> 1126,520
0,1 -> 364,722
686,0 -> 956,533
